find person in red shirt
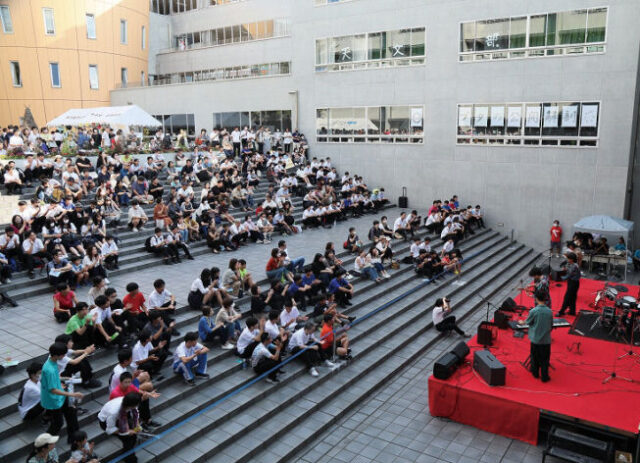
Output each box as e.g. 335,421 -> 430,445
53,283 -> 78,323
110,371 -> 160,430
122,282 -> 149,334
550,220 -> 563,256
319,314 -> 352,361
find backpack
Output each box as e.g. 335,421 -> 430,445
144,236 -> 153,253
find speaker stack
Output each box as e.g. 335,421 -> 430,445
433,341 -> 470,380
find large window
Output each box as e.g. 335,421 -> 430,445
152,114 -> 195,136
212,110 -> 292,132
167,18 -> 290,52
316,106 -> 424,144
316,28 -> 426,72
120,19 -> 127,44
10,61 -> 21,87
151,0 -> 249,14
457,101 -> 600,147
42,8 -> 55,35
88,65 -> 99,89
151,61 -> 290,86
0,5 -> 13,33
460,7 -> 607,62
49,62 -> 60,87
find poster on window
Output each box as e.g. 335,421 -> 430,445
490,106 -> 504,127
474,106 -> 488,127
561,105 -> 578,128
525,106 -> 541,127
458,107 -> 472,127
581,104 -> 599,127
507,107 -> 522,127
543,106 -> 559,128
410,107 -> 423,127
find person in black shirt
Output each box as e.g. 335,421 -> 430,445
558,252 -> 580,316
250,284 -> 268,314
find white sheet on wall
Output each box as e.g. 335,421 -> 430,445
507,106 -> 522,127
490,106 -> 505,127
525,106 -> 541,128
581,104 -> 599,127
458,107 -> 472,127
474,106 -> 488,127
561,105 -> 578,128
543,106 -> 559,128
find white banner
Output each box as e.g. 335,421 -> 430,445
561,105 -> 578,128
474,106 -> 488,127
525,106 -> 541,128
458,107 -> 472,127
507,106 -> 522,128
543,106 -> 559,128
490,106 -> 505,127
581,104 -> 599,127
410,107 -> 423,127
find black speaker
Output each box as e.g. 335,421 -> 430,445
473,350 -> 506,386
477,321 -> 497,346
500,297 -> 517,312
433,352 -> 459,380
494,311 -> 512,329
398,186 -> 408,209
451,341 -> 470,364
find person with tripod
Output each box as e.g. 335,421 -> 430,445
519,289 -> 553,382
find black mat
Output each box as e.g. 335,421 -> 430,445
569,311 -> 629,345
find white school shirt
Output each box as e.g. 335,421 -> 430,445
410,243 -> 422,258
22,238 -> 44,254
173,341 -> 204,364
264,320 -> 280,340
109,363 -> 132,392
288,328 -> 317,351
101,241 -> 118,255
231,130 -> 241,143
132,341 -> 152,369
0,234 -> 19,249
443,240 -> 454,254
89,305 -> 112,325
150,234 -> 166,247
190,278 -> 207,294
432,306 -> 446,325
236,328 -> 259,354
393,217 -> 406,232
440,225 -> 453,239
18,380 -> 41,418
98,397 -> 125,435
279,307 -> 300,329
148,289 -> 172,309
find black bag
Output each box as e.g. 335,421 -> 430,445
398,186 -> 408,209
144,236 -> 153,253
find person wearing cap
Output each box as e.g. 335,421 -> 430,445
27,433 -> 65,463
41,342 -> 83,443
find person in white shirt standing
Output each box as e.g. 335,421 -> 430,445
18,362 -> 44,421
172,332 -> 209,386
231,127 -> 241,158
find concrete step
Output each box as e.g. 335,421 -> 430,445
0,231 -> 501,462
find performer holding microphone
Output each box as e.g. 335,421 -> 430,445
432,298 -> 470,338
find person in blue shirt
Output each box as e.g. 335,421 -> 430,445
633,249 -> 640,271
614,237 -> 627,252
287,274 -> 320,311
198,305 -> 228,345
328,270 -> 353,308
41,342 -> 83,443
301,268 -> 326,295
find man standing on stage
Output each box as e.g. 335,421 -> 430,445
550,220 -> 562,256
557,252 -> 580,317
520,289 -> 553,382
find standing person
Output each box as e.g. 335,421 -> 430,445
519,290 -> 553,382
98,392 -> 141,463
40,342 -> 83,444
557,252 -> 580,317
550,220 -> 563,257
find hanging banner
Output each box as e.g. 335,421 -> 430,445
490,106 -> 505,127
543,106 -> 559,128
410,107 -> 423,127
561,105 -> 578,128
525,106 -> 541,128
458,107 -> 472,127
507,106 -> 522,127
581,104 -> 599,127
474,106 -> 488,127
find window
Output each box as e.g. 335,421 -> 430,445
49,62 -> 60,87
121,68 -> 128,87
43,8 -> 55,35
212,110 -> 291,131
142,25 -> 146,49
460,7 -> 607,61
0,5 -> 13,33
456,101 -> 599,147
89,65 -> 99,89
141,71 -> 146,85
120,19 -> 127,44
316,28 -> 426,72
10,61 -> 21,86
85,14 -> 96,39
316,106 -> 423,143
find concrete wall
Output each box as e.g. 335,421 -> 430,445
111,0 -> 640,250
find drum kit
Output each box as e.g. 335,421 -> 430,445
591,283 -> 640,342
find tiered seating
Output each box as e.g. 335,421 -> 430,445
0,219 -> 540,462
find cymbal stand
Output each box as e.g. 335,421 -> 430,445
603,314 -> 637,384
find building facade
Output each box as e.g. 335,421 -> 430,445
0,0 -> 149,127
111,0 -> 640,250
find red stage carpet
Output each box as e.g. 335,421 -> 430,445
429,278 -> 640,445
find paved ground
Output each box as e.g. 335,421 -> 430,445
0,209 -> 414,364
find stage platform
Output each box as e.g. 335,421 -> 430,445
429,277 -> 640,450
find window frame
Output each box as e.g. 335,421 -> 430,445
88,64 -> 99,89
85,13 -> 96,39
121,67 -> 128,87
49,62 -> 61,88
42,7 -> 55,36
10,60 -> 21,87
120,19 -> 128,44
0,5 -> 13,34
